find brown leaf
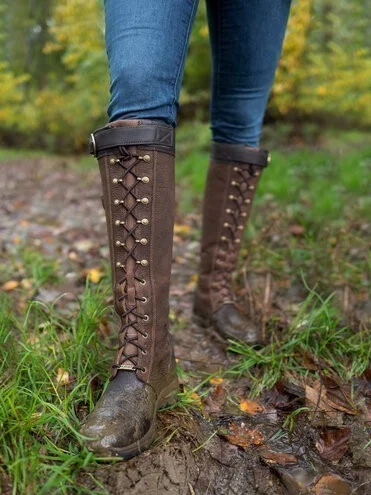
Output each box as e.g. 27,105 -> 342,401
222,422 -> 264,448
289,224 -> 305,236
54,368 -> 70,386
239,398 -> 263,415
203,383 -> 225,416
313,473 -> 351,495
2,280 -> 19,291
305,381 -> 356,416
316,428 -> 351,462
260,449 -> 297,466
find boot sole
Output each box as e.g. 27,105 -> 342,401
112,377 -> 179,460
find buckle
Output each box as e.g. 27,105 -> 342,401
89,133 -> 97,157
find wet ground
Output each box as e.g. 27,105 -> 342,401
0,157 -> 370,494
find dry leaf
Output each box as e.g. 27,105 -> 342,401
12,236 -> 22,245
85,268 -> 103,284
305,381 -> 356,416
209,376 -> 224,386
289,224 -> 305,236
55,368 -> 70,386
174,224 -> 191,235
315,428 -> 351,462
2,280 -> 19,291
313,473 -> 351,495
222,422 -> 264,448
240,398 -> 263,415
260,449 -> 297,466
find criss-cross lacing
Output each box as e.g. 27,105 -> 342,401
211,163 -> 263,304
110,146 -> 151,373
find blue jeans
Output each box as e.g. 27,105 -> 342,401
104,0 -> 291,147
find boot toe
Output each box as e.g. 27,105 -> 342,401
80,371 -> 157,457
213,303 -> 263,345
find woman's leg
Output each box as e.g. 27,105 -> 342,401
194,0 -> 291,341
207,0 -> 291,147
82,0 -> 198,459
105,0 -> 199,125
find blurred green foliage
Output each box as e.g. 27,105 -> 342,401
0,0 -> 370,151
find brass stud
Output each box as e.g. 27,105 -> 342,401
141,218 -> 149,225
141,176 -> 150,183
138,259 -> 148,266
143,155 -> 151,162
140,197 -> 149,205
138,238 -> 148,245
109,158 -> 116,164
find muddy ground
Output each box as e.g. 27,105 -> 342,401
0,157 -> 370,495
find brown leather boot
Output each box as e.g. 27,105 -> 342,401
80,120 -> 178,458
194,142 -> 270,345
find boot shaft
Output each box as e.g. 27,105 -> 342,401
197,142 -> 270,313
91,120 -> 176,389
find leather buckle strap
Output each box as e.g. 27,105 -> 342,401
211,142 -> 270,167
89,124 -> 175,157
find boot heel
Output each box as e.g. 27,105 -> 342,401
158,378 -> 179,408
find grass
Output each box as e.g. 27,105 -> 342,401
0,123 -> 370,493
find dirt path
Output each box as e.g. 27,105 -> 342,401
1,158 -> 370,495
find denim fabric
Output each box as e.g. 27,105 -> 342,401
104,0 -> 291,147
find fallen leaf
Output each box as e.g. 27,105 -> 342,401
55,368 -> 70,386
313,473 -> 351,495
12,236 -> 22,245
316,428 -> 351,462
305,381 -> 356,417
209,376 -> 224,386
186,274 -> 198,291
240,398 -> 263,415
174,224 -> 191,236
2,280 -> 19,291
203,383 -> 225,416
289,224 -> 305,236
221,422 -> 264,448
84,268 -> 103,284
260,449 -> 297,466
20,278 -> 33,290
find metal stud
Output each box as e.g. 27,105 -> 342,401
231,181 -> 238,186
267,153 -> 271,163
141,297 -> 148,303
223,222 -> 229,227
143,314 -> 149,321
220,236 -> 227,241
233,166 -> 240,172
139,279 -> 146,286
112,178 -> 118,184
138,218 -> 149,225
116,240 -> 125,247
249,185 -> 255,190
137,259 -> 148,266
235,238 -> 241,244
228,195 -> 235,200
115,220 -> 125,226
116,262 -> 124,268
254,171 -> 260,177
143,332 -> 149,338
143,155 -> 151,162
142,349 -> 147,355
244,199 -> 251,204
140,176 -> 150,183
138,197 -> 149,204
137,238 -> 148,245
241,212 -> 247,217
238,225 -> 243,230
226,208 -> 232,214
114,199 -> 120,205
109,158 -> 116,164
